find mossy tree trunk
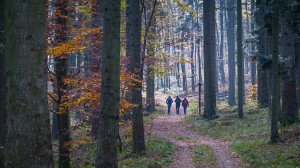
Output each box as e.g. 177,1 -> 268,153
4,0 -> 53,167
95,0 -> 120,167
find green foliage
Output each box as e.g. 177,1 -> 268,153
185,101 -> 300,167
193,145 -> 217,167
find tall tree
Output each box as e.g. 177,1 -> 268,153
280,13 -> 298,124
226,0 -> 236,106
95,0 -> 120,167
250,0 -> 257,85
270,0 -> 280,143
4,0 -> 53,166
126,0 -> 146,153
256,0 -> 269,108
146,16 -> 156,113
237,0 -> 244,119
203,0 -> 217,119
53,0 -> 71,167
218,0 -> 226,85
0,0 -> 5,166
181,32 -> 188,94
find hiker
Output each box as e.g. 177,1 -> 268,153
174,96 -> 182,115
182,98 -> 189,115
166,96 -> 173,114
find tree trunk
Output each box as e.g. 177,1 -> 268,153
226,0 -> 236,106
218,0 -> 226,85
126,0 -> 146,153
270,2 -> 280,143
237,0 -> 244,119
280,18 -> 298,124
95,0 -> 120,167
181,33 -> 188,94
0,0 -> 5,166
256,0 -> 269,108
296,39 -> 300,108
4,0 -> 53,166
53,1 -> 71,167
250,0 -> 257,85
146,19 -> 156,113
203,0 -> 217,119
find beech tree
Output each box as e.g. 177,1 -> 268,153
4,0 -> 53,166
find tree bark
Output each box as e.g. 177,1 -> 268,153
280,18 -> 298,124
53,0 -> 71,167
95,0 -> 120,167
203,0 -> 217,119
226,0 -> 236,106
250,0 -> 257,85
237,0 -> 244,119
270,2 -> 280,143
218,0 -> 226,85
256,0 -> 269,108
126,0 -> 146,153
4,0 -> 53,166
0,0 -> 5,166
146,16 -> 156,113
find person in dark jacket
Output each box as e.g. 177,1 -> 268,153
174,96 -> 182,115
166,96 -> 173,114
182,98 -> 189,115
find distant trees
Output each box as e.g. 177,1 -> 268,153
95,0 -> 121,167
203,0 -> 217,119
4,0 -> 53,166
126,0 -> 145,153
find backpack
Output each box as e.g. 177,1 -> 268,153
183,99 -> 188,106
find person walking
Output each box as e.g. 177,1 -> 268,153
166,96 -> 173,114
182,98 -> 189,115
175,96 -> 182,115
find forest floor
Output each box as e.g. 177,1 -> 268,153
150,94 -> 241,168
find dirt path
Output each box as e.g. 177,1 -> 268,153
151,93 -> 241,168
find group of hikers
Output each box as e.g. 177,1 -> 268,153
166,96 -> 189,115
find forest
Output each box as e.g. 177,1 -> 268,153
0,0 -> 299,167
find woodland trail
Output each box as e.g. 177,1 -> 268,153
150,94 -> 241,168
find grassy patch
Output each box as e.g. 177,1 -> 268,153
193,145 -> 217,168
185,100 -> 300,167
63,106 -> 173,168
119,136 -> 174,168
174,135 -> 190,141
